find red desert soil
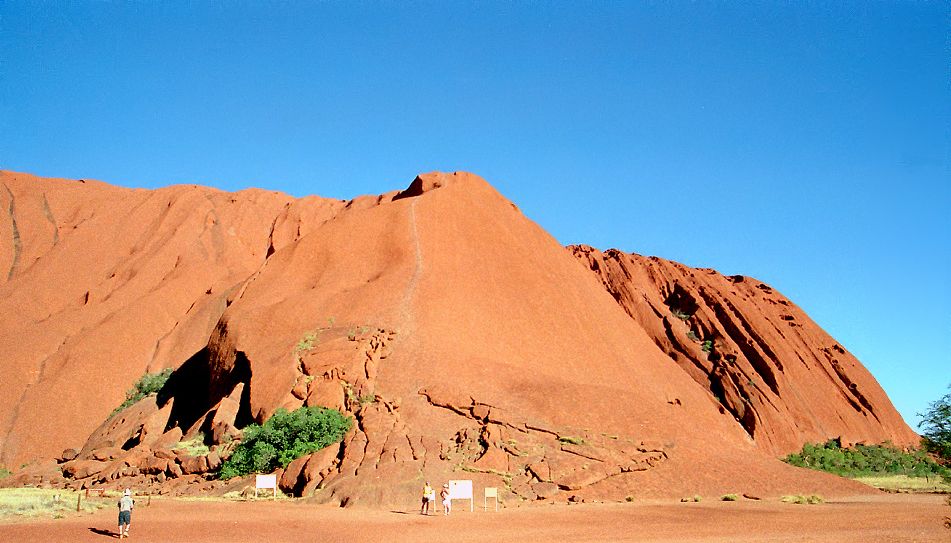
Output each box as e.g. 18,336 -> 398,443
0,494 -> 947,543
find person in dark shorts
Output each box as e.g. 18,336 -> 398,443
420,482 -> 434,515
117,488 -> 134,538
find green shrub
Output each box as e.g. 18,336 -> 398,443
721,494 -> 739,501
0,467 -> 10,480
112,368 -> 173,416
672,309 -> 692,321
919,385 -> 951,461
219,406 -> 352,479
558,436 -> 585,446
701,340 -> 714,353
783,439 -> 949,479
295,331 -> 320,352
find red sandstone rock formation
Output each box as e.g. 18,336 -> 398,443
0,170 -> 918,506
0,171 -> 344,466
568,246 -> 919,456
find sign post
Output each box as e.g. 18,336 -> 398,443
448,480 -> 473,512
255,474 -> 277,499
484,487 -> 498,511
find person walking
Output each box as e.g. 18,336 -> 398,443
117,488 -> 134,539
440,483 -> 451,515
421,482 -> 434,515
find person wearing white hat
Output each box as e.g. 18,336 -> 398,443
117,488 -> 134,538
440,484 -> 451,515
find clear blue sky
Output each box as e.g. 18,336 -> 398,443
2,2 -> 948,431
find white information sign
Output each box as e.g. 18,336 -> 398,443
448,479 -> 473,511
484,487 -> 498,511
255,474 -> 277,498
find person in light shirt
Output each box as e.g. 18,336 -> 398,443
117,488 -> 134,539
440,483 -> 451,515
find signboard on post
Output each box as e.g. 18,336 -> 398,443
484,487 -> 498,511
255,474 -> 277,499
448,480 -> 473,512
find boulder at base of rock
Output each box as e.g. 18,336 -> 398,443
279,454 -> 310,494
91,446 -> 124,462
63,459 -> 107,480
299,446 -> 341,496
58,448 -> 78,463
532,481 -> 561,500
180,455 -> 210,475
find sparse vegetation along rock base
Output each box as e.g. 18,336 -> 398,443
784,439 -> 949,481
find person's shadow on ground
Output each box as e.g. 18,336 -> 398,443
87,527 -> 115,538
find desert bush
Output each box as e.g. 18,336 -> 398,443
0,467 -> 10,480
558,436 -> 585,446
111,368 -> 173,415
721,494 -> 738,501
784,439 -> 949,479
174,434 -> 210,457
219,406 -> 351,479
295,331 -> 320,352
781,494 -> 823,505
672,309 -> 692,321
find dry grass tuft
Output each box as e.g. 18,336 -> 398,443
0,488 -> 108,519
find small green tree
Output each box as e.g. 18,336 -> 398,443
919,384 -> 951,461
219,406 -> 352,479
112,368 -> 174,416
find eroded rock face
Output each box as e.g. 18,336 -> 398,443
0,170 -> 916,505
568,246 -> 919,455
0,171 -> 345,467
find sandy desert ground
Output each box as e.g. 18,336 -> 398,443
0,493 -> 947,543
